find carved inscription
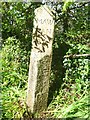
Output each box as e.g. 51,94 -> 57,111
35,18 -> 54,25
33,26 -> 52,52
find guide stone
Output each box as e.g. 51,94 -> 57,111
26,5 -> 54,113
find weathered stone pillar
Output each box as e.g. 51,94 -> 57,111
26,5 -> 54,113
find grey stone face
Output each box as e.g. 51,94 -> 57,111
26,5 -> 54,113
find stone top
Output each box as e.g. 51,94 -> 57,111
35,5 -> 55,18
31,5 -> 55,60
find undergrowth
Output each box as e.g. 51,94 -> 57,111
1,37 -> 29,119
42,43 -> 90,118
1,37 -> 90,119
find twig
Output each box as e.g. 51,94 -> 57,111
70,1 -> 90,10
42,110 -> 61,113
64,54 -> 90,58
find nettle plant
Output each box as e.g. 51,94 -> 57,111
63,43 -> 89,98
1,37 -> 30,118
1,37 -> 29,88
48,44 -> 89,118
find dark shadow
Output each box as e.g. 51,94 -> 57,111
47,42 -> 71,105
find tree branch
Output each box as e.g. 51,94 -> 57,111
55,1 -> 90,23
